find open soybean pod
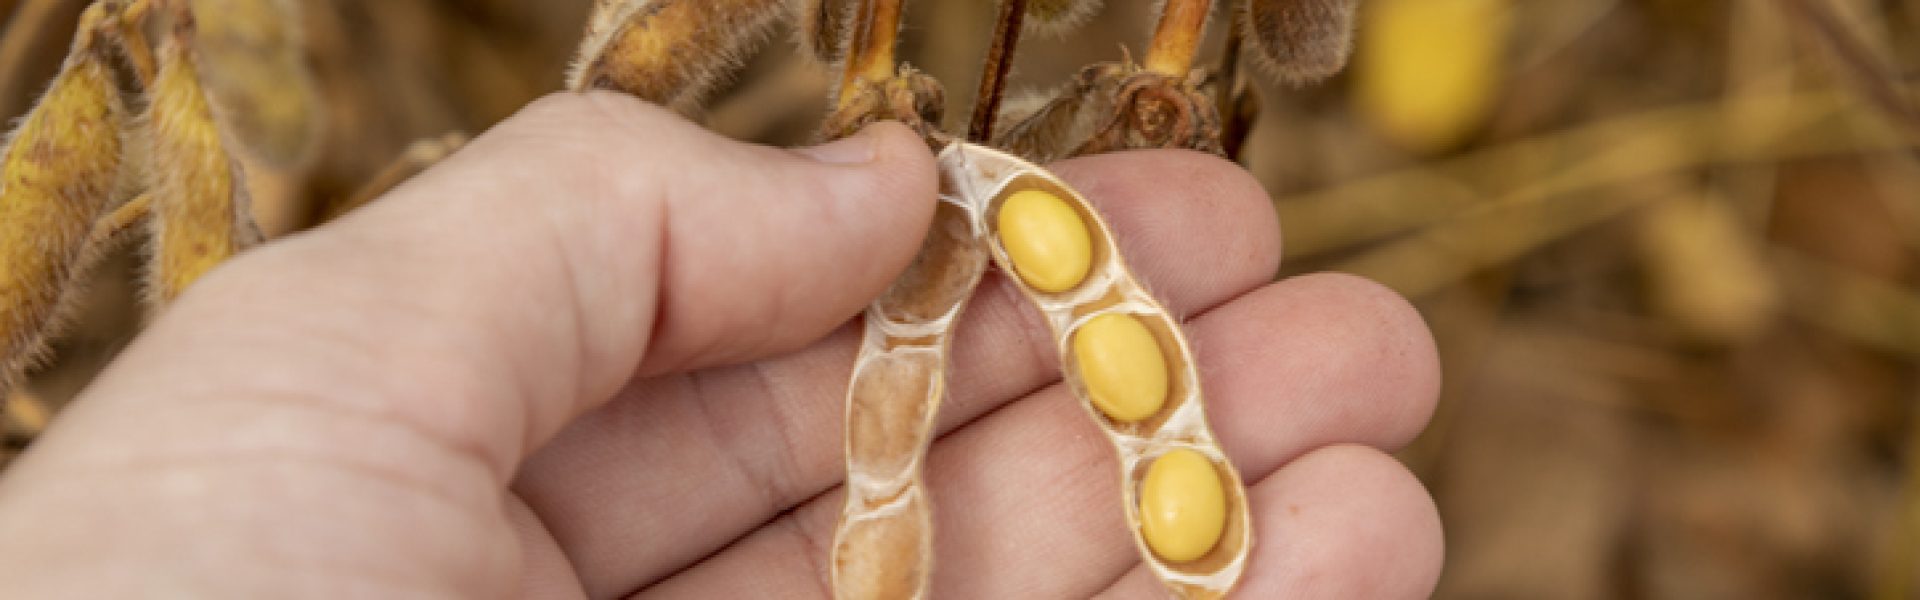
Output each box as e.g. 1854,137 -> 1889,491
145,9 -> 262,305
945,143 -> 1252,598
568,0 -> 786,107
832,157 -> 993,600
0,7 -> 126,386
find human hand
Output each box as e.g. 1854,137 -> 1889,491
0,93 -> 1442,598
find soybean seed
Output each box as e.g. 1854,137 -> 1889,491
1072,312 -> 1169,423
1139,448 -> 1227,562
996,189 -> 1092,293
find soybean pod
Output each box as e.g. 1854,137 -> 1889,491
957,143 -> 1251,598
831,173 -> 991,599
832,142 -> 1251,599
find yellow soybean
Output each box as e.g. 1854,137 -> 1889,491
1139,448 -> 1227,562
996,189 -> 1092,293
1073,313 -> 1169,423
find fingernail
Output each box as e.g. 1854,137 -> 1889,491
796,128 -> 879,165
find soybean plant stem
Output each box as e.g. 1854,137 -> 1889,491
968,0 -> 1026,142
838,0 -> 904,106
1216,17 -> 1253,159
1145,0 -> 1211,77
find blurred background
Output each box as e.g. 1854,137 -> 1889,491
1,0 -> 1916,597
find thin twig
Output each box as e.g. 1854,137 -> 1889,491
1215,17 -> 1252,158
969,0 -> 1025,142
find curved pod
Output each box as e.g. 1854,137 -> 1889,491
946,143 -> 1253,599
832,199 -> 990,599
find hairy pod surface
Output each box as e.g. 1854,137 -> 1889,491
0,28 -> 124,387
1242,0 -> 1360,84
568,0 -> 785,107
1024,0 -> 1103,35
187,0 -> 321,170
145,18 -> 261,305
794,0 -> 855,64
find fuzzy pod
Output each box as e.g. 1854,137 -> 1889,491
185,0 -> 323,170
793,0 -> 855,64
144,17 -> 262,305
0,30 -> 125,386
1241,0 -> 1360,84
1024,0 -> 1103,35
568,0 -> 785,107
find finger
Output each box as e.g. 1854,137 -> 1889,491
512,150 -> 1283,596
1198,272 -> 1441,474
638,273 -> 1440,597
0,92 -> 935,596
507,495 -> 587,599
1094,445 -> 1444,599
19,91 -> 934,477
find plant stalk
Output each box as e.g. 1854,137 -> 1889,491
1144,0 -> 1211,76
968,0 -> 1026,141
838,0 -> 903,106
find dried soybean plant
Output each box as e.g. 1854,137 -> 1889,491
0,0 -> 1359,596
0,0 -> 317,400
574,0 -> 1357,597
0,2 -> 127,397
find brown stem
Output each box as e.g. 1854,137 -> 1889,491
838,0 -> 903,105
1144,0 -> 1211,76
1216,17 -> 1254,159
1214,14 -> 1242,119
968,0 -> 1026,141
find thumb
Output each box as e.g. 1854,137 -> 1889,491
14,91 -> 937,488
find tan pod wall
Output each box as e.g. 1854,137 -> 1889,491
831,142 -> 1252,599
830,177 -> 991,599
